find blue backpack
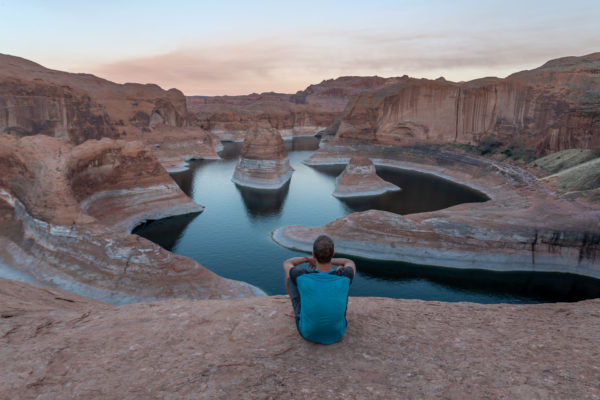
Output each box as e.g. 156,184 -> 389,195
296,269 -> 351,344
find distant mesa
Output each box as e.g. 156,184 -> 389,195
0,53 -> 221,171
187,76 -> 406,142
231,127 -> 294,189
333,156 -> 400,198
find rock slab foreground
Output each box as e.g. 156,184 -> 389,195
1,278 -> 599,399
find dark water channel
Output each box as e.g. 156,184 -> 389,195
134,137 -> 600,303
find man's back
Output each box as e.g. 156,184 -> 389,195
291,266 -> 354,344
283,235 -> 356,344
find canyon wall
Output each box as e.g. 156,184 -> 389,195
331,53 -> 600,155
0,54 -> 219,168
187,76 -> 405,141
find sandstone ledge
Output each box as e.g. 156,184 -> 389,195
1,277 -> 599,399
278,144 -> 600,278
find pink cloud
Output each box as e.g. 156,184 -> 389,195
86,31 -> 599,96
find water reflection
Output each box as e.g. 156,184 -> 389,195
309,164 -> 488,215
218,141 -> 244,160
355,257 -> 600,303
170,169 -> 195,196
310,164 -> 345,178
133,212 -> 201,251
285,137 -> 321,151
235,181 -> 291,219
373,167 -> 488,214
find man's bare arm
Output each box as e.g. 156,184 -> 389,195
331,258 -> 356,274
283,256 -> 314,273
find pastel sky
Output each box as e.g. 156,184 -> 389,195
1,0 -> 599,95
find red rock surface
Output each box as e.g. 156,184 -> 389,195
0,135 -> 261,303
331,53 -> 600,155
333,156 -> 400,197
187,76 -> 405,141
232,127 -> 294,189
0,53 -> 220,169
2,277 -> 600,399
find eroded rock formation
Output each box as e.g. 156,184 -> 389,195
2,277 -> 600,399
0,135 -> 261,303
333,156 -> 400,197
232,127 -> 293,189
188,76 -> 405,141
143,126 -> 221,171
0,53 -> 220,169
330,53 -> 600,156
275,144 -> 600,278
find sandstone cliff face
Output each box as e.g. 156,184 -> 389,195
232,127 -> 293,189
188,76 -> 405,141
2,277 -> 600,399
333,156 -> 400,197
0,54 -> 219,168
332,53 -> 600,155
0,135 -> 260,303
0,54 -> 186,141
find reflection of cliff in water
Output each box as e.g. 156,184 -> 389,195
355,258 -> 600,303
310,164 -> 345,177
132,212 -> 201,251
170,169 -> 195,196
219,142 -> 244,160
339,167 -> 488,215
235,181 -> 290,219
284,136 -> 320,152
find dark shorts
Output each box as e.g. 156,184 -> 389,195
287,277 -> 301,329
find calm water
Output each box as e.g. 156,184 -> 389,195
134,137 -> 600,303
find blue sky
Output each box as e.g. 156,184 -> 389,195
1,0 -> 598,95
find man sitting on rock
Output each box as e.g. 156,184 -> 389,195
283,235 -> 356,344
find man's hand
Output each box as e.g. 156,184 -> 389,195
283,255 -> 314,276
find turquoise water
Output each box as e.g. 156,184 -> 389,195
134,138 -> 600,303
